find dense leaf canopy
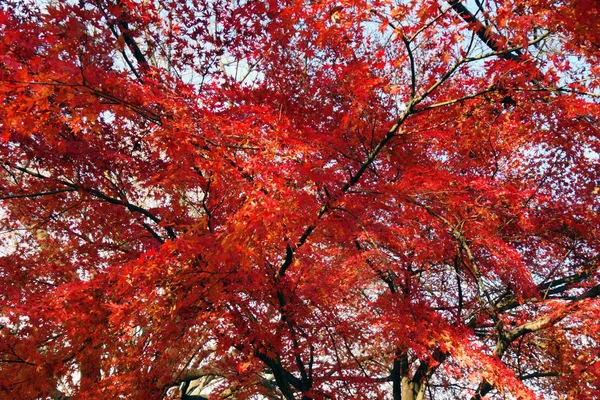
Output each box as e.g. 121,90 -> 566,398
1,0 -> 599,399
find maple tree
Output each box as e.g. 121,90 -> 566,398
1,0 -> 599,398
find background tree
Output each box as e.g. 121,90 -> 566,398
1,0 -> 599,399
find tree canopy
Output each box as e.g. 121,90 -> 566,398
1,0 -> 599,399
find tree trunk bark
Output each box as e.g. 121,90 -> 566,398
401,377 -> 426,400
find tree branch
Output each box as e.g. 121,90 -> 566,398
0,189 -> 76,200
448,0 -> 522,61
3,161 -> 175,241
118,21 -> 149,67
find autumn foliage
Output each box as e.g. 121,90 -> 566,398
1,0 -> 599,399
